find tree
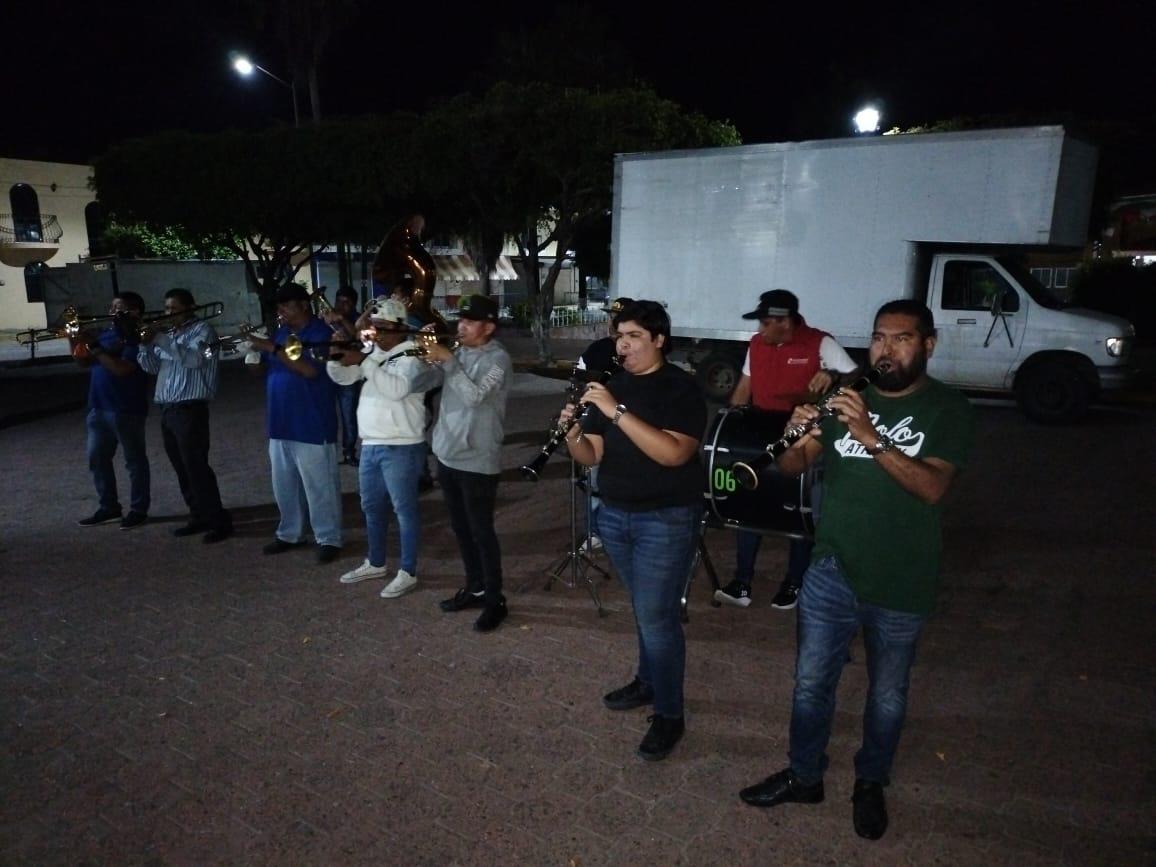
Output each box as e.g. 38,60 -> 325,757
92,117 -> 418,319
432,83 -> 740,361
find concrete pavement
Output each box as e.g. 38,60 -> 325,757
1,337 -> 1153,864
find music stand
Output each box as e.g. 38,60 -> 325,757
542,456 -> 611,616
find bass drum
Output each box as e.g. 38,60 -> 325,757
702,406 -> 820,539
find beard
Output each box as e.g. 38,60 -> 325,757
875,351 -> 928,392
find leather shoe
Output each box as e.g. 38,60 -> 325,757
439,588 -> 486,612
637,714 -> 684,761
317,545 -> 340,564
173,521 -> 210,537
852,779 -> 888,840
740,768 -> 824,808
263,538 -> 304,555
202,526 -> 234,544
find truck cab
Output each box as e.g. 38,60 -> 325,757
925,252 -> 1134,422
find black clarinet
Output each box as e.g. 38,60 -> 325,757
520,358 -> 620,481
730,363 -> 891,491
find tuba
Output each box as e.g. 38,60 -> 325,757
372,214 -> 448,333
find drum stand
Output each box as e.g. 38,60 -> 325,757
680,511 -> 723,622
541,457 -> 611,616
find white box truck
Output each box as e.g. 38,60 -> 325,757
610,126 -> 1135,422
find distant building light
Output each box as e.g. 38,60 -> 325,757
853,106 -> 881,135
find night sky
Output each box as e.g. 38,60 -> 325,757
6,0 -> 1152,171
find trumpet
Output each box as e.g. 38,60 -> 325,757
282,333 -> 366,362
729,362 -> 892,491
203,323 -> 265,358
520,358 -> 620,481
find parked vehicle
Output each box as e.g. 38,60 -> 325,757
610,126 -> 1135,422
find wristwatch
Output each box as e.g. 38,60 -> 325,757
612,404 -> 628,426
865,433 -> 895,456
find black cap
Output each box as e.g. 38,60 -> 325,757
456,294 -> 499,322
742,289 -> 799,320
275,284 -> 311,304
608,296 -> 634,315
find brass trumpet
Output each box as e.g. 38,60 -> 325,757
282,333 -> 365,362
203,323 -> 265,358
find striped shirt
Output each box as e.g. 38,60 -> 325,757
137,319 -> 220,404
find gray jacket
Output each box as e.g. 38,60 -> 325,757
431,340 -> 512,475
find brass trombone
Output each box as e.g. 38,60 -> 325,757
14,306 -> 126,345
138,302 -> 225,338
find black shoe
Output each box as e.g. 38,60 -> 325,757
263,538 -> 304,555
203,525 -> 234,544
439,588 -> 486,612
602,677 -> 655,711
473,602 -> 508,633
714,579 -> 752,608
78,508 -> 122,527
852,779 -> 888,840
119,511 -> 148,530
771,581 -> 799,610
173,521 -> 210,537
317,544 -> 341,564
740,768 -> 825,808
636,714 -> 684,761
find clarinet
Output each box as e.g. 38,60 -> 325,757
520,358 -> 620,481
730,362 -> 891,491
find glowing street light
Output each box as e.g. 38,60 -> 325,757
230,52 -> 300,128
853,106 -> 881,135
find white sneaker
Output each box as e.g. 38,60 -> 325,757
340,559 -> 389,584
581,534 -> 603,552
380,569 -> 418,598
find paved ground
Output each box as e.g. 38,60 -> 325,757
1,334 -> 1154,865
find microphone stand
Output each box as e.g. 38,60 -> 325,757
541,455 -> 611,616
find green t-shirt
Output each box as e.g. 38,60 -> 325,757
812,377 -> 974,615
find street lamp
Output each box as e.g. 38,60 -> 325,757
230,52 -> 300,128
853,105 -> 881,135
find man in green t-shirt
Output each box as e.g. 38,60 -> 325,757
738,299 -> 974,842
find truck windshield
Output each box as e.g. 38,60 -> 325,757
997,257 -> 1067,310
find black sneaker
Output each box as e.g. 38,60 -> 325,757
771,581 -> 799,610
173,521 -> 210,537
714,579 -> 752,608
317,544 -> 341,564
78,508 -> 122,527
263,538 -> 304,555
602,677 -> 655,711
637,714 -> 684,761
439,588 -> 486,612
473,602 -> 508,633
119,511 -> 148,530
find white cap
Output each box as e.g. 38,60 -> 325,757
368,298 -> 407,324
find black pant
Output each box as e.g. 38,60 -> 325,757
160,402 -> 230,531
437,461 -> 503,605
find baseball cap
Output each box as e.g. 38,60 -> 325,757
742,289 -> 799,320
367,298 -> 408,324
608,296 -> 634,315
456,294 -> 499,322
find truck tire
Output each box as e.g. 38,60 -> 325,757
696,352 -> 742,402
1015,360 -> 1091,424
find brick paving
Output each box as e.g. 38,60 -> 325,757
1,341 -> 1154,865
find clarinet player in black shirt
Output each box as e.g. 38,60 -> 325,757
560,300 -> 707,762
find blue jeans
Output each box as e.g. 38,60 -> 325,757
788,555 -> 926,786
268,439 -> 343,547
598,502 -> 703,718
337,383 -> 361,454
86,408 -> 150,514
359,443 -> 425,573
734,531 -> 812,588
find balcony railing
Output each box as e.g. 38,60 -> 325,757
0,214 -> 63,267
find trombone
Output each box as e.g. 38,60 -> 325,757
14,306 -> 126,345
138,302 -> 225,338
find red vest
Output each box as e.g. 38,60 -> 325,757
748,321 -> 828,412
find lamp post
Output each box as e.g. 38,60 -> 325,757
853,105 -> 882,135
231,53 -> 300,128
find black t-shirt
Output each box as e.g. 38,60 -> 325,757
582,362 -> 707,511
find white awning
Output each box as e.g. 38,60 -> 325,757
432,254 -> 519,282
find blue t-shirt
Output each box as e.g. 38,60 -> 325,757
88,327 -> 149,415
263,317 -> 338,444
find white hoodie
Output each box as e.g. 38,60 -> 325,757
326,340 -> 441,445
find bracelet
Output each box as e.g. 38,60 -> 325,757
612,404 -> 627,426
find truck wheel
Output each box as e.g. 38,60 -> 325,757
696,353 -> 741,402
1015,361 -> 1091,424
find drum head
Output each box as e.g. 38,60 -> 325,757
702,406 -> 816,538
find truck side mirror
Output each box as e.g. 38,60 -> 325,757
995,288 -> 1020,314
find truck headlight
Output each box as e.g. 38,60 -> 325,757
1106,336 -> 1132,358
